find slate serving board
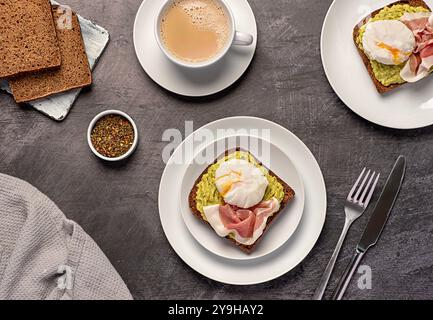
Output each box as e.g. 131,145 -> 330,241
0,3 -> 109,121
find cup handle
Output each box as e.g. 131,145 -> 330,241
233,31 -> 253,46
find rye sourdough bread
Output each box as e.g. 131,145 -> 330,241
0,0 -> 61,79
9,5 -> 92,103
188,148 -> 295,253
353,0 -> 431,94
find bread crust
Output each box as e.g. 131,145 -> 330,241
353,0 -> 431,94
188,148 -> 295,254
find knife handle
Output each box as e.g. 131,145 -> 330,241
332,250 -> 365,300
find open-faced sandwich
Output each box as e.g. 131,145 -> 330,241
354,0 -> 433,93
188,149 -> 295,253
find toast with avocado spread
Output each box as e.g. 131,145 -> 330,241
353,0 -> 432,93
188,148 -> 295,253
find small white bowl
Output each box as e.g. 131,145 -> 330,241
87,110 -> 138,162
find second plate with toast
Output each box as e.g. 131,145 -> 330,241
179,136 -> 305,261
322,0 -> 433,129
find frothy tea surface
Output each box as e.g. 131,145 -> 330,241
160,0 -> 230,63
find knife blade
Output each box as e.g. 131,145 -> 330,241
332,156 -> 406,300
357,155 -> 406,252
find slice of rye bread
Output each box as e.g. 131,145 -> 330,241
0,0 -> 61,79
188,148 -> 295,254
9,5 -> 92,103
353,0 -> 431,94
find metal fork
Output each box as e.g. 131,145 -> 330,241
313,168 -> 380,300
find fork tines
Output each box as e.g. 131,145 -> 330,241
347,168 -> 380,208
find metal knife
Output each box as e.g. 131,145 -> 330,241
332,156 -> 406,300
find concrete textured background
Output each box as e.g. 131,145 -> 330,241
1,0 -> 433,300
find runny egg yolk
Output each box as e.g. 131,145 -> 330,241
215,170 -> 242,197
376,42 -> 410,64
220,180 -> 240,196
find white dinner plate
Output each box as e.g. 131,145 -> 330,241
133,0 -> 257,97
158,117 -> 327,285
321,0 -> 433,129
179,136 -> 305,261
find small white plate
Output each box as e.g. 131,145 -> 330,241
321,0 -> 433,129
133,0 -> 257,97
179,136 -> 305,261
158,116 -> 327,285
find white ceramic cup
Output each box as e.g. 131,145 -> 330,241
87,110 -> 139,162
154,0 -> 254,68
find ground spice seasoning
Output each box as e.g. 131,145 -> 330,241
91,115 -> 135,158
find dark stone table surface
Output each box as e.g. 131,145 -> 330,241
1,0 -> 433,300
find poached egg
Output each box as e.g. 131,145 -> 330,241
215,159 -> 268,209
362,20 -> 415,65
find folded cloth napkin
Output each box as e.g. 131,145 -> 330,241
0,173 -> 132,300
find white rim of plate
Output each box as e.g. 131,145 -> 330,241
158,116 -> 327,285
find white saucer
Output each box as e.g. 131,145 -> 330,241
322,0 -> 433,129
133,0 -> 257,97
159,117 -> 327,285
179,136 -> 305,261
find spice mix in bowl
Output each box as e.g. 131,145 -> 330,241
88,110 -> 138,161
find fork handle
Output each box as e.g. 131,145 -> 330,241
332,249 -> 366,300
313,219 -> 352,300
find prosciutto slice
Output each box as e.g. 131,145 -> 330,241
400,13 -> 433,82
218,198 -> 280,239
401,12 -> 430,35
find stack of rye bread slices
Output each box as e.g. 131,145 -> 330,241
0,0 -> 92,103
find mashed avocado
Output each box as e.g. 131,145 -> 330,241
195,151 -> 285,219
356,4 -> 429,86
